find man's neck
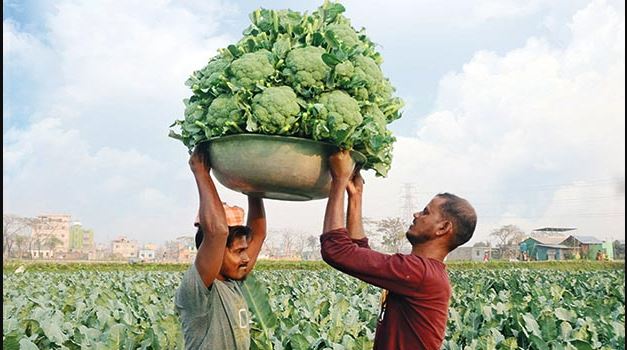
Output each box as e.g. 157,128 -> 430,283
411,242 -> 448,262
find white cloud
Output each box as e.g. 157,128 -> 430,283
341,0 -> 551,30
3,0 -> 237,243
392,0 -> 625,243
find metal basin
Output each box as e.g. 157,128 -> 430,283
203,134 -> 366,201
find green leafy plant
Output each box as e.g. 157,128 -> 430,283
169,1 -> 404,176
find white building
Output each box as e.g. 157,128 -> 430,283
138,249 -> 156,262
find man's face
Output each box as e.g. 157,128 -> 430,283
220,236 -> 251,281
406,196 -> 448,245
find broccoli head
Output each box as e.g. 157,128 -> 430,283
251,86 -> 301,134
351,55 -> 384,98
283,46 -> 331,92
326,23 -> 363,49
206,94 -> 245,135
334,60 -> 354,80
186,55 -> 232,94
314,90 -> 363,145
229,50 -> 275,88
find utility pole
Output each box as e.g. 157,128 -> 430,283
400,183 -> 417,222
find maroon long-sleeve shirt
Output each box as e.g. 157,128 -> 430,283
320,228 -> 451,350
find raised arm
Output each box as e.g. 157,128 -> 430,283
323,150 -> 354,234
244,196 -> 266,275
346,170 -> 366,240
190,145 -> 229,288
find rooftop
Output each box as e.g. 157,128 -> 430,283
532,227 -> 577,232
568,235 -> 604,244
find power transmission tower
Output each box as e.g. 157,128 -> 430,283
400,183 -> 417,221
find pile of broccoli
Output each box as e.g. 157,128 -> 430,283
169,1 -> 404,176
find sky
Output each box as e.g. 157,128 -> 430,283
3,0 -> 625,246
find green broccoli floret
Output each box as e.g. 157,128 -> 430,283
314,90 -> 363,145
251,86 -> 301,134
326,23 -> 363,49
206,94 -> 245,134
284,46 -> 331,92
229,50 -> 275,88
334,60 -> 354,79
351,55 -> 384,98
361,105 -> 386,133
353,104 -> 395,176
186,55 -> 232,94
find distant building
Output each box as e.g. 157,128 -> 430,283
560,235 -> 613,260
69,222 -> 94,252
520,227 -> 575,261
138,249 -> 156,262
91,243 -> 110,260
176,236 -> 197,263
111,236 -> 138,259
29,249 -> 54,259
446,247 -> 472,261
446,244 -> 496,261
33,214 -> 71,252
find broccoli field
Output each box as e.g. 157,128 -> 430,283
3,262 -> 625,349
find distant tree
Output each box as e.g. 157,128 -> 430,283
44,235 -> 63,252
490,225 -> 526,259
613,240 -> 625,259
14,234 -> 31,259
295,234 -> 307,258
359,217 -> 381,249
281,231 -> 296,257
261,239 -> 279,258
376,217 -> 407,253
306,235 -> 319,252
3,214 -> 34,259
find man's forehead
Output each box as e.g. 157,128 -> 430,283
428,197 -> 446,209
229,236 -> 249,249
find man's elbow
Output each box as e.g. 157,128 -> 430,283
320,243 -> 340,267
201,223 -> 229,243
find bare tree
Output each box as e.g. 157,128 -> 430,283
3,215 -> 35,260
14,234 -> 31,259
261,239 -> 279,258
490,225 -> 526,259
306,235 -> 318,252
281,230 -> 296,257
376,217 -> 407,253
294,234 -> 307,259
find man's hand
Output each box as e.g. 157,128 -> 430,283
347,169 -> 364,197
329,150 -> 354,182
189,143 -> 211,175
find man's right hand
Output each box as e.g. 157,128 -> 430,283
189,143 -> 211,175
329,150 -> 354,182
347,169 -> 364,197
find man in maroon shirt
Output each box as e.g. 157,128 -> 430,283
320,151 -> 477,350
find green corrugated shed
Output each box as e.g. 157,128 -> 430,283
520,237 -> 571,261
560,235 -> 612,260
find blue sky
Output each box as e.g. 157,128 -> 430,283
3,0 -> 625,246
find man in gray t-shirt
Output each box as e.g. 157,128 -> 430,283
176,144 -> 267,349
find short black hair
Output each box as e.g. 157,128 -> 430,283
436,193 -> 477,251
195,225 -> 252,249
